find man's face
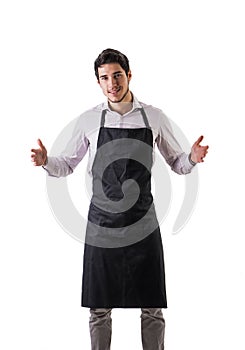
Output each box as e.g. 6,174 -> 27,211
97,63 -> 132,103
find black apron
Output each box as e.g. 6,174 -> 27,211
82,107 -> 167,308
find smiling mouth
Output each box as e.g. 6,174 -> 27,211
108,87 -> 121,95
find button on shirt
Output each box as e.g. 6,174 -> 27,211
43,96 -> 195,178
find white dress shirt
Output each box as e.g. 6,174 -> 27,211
43,95 -> 195,178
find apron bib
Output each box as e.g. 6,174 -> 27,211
81,107 -> 167,308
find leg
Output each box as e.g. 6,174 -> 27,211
89,308 -> 112,350
141,308 -> 165,350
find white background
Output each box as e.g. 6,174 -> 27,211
1,0 -> 244,349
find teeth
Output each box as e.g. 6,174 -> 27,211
110,88 -> 120,93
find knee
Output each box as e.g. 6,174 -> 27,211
90,308 -> 112,321
141,308 -> 165,322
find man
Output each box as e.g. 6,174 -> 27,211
31,48 -> 208,350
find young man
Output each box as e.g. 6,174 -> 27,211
31,48 -> 208,350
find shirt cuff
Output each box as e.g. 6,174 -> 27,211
188,153 -> 197,166
42,157 -> 56,176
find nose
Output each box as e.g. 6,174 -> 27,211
108,76 -> 118,89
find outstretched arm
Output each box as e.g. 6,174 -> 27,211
190,135 -> 209,163
30,128 -> 89,178
156,111 -> 209,174
31,139 -> 47,166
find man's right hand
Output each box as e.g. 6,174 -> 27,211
31,139 -> 48,166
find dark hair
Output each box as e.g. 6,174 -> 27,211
94,48 -> 130,80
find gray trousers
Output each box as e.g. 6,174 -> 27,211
89,308 -> 165,350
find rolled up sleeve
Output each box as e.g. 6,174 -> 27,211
156,112 -> 196,175
43,118 -> 89,178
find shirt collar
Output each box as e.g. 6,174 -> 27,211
101,93 -> 142,112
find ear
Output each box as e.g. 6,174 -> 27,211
127,70 -> 132,82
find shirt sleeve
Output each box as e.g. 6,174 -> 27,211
43,117 -> 89,178
155,111 -> 196,175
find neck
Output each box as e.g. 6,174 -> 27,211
108,91 -> 133,115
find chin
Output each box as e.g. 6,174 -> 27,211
108,96 -> 122,103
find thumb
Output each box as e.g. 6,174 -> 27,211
194,135 -> 204,146
37,138 -> 46,151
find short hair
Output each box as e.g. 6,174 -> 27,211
94,48 -> 130,80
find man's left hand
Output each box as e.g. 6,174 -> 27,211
191,135 -> 209,163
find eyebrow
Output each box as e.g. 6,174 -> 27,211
99,71 -> 123,79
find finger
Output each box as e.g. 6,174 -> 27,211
31,148 -> 39,154
202,150 -> 208,159
200,145 -> 209,153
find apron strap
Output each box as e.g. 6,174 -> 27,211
139,108 -> 150,128
100,107 -> 150,128
100,109 -> 107,127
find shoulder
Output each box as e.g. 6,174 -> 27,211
75,103 -> 103,131
138,101 -> 170,128
78,103 -> 103,120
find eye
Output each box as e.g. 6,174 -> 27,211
114,73 -> 122,79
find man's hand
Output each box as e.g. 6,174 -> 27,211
191,135 -> 209,163
31,139 -> 47,166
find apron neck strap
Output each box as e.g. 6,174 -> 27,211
100,109 -> 107,127
139,108 -> 150,128
100,107 -> 150,128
